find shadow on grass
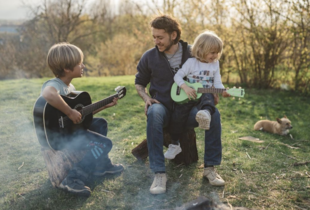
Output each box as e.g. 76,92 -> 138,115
113,159 -> 213,209
3,179 -> 89,210
3,171 -> 132,210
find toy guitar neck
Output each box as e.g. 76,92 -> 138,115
197,87 -> 227,94
171,81 -> 245,104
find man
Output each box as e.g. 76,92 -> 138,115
135,15 -> 225,195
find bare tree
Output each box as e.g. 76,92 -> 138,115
228,0 -> 290,88
15,0 -> 106,77
280,0 -> 310,92
0,35 -> 18,79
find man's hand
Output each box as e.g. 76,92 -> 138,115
213,89 -> 230,106
222,90 -> 231,97
213,94 -> 219,105
144,98 -> 160,115
135,84 -> 160,116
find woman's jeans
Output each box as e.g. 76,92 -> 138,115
146,103 -> 222,173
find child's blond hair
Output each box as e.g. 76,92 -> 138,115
191,31 -> 223,62
47,42 -> 83,77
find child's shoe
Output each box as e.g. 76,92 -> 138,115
93,163 -> 124,176
195,110 -> 211,130
164,143 -> 182,159
59,177 -> 91,197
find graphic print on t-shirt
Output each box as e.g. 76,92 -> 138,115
186,70 -> 214,88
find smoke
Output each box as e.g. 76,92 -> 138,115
0,81 -> 46,207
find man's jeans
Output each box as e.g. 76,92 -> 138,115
147,103 -> 222,173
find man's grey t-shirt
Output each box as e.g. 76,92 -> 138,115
165,42 -> 183,74
41,78 -> 75,96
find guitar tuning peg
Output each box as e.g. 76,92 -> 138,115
239,87 -> 241,89
233,97 -> 235,100
233,86 -> 236,88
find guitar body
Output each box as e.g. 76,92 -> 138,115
171,82 -> 203,104
33,86 -> 126,150
33,91 -> 93,150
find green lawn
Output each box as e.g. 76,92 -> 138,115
0,75 -> 309,210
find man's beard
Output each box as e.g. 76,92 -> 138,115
163,37 -> 175,52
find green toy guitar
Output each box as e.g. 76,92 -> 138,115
171,81 -> 245,104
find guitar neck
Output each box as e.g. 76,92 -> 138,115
82,93 -> 118,116
197,88 -> 226,94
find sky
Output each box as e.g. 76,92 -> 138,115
0,0 -> 40,20
0,0 -> 115,20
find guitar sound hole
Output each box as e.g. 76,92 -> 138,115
176,86 -> 181,95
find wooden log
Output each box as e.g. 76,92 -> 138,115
41,147 -> 86,187
166,128 -> 198,165
131,128 -> 198,165
131,139 -> 149,161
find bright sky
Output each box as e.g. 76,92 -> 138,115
0,0 -> 117,20
0,0 -> 40,19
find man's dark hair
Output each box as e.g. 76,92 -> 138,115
151,15 -> 181,44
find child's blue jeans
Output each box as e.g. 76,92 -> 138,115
64,118 -> 113,179
169,93 -> 215,142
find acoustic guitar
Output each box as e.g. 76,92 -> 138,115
33,86 -> 126,150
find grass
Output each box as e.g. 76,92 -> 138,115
0,75 -> 309,210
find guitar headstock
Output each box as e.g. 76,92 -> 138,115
226,87 -> 245,98
115,86 -> 126,99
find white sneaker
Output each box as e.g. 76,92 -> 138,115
195,110 -> 211,130
164,143 -> 182,159
150,173 -> 167,194
203,167 -> 225,186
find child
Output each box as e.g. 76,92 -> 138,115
165,31 -> 230,160
41,42 -> 124,196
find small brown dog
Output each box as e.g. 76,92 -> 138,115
254,116 -> 293,135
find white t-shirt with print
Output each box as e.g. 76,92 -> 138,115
174,58 -> 225,89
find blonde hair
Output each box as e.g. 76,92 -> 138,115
191,31 -> 223,62
47,42 -> 84,77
